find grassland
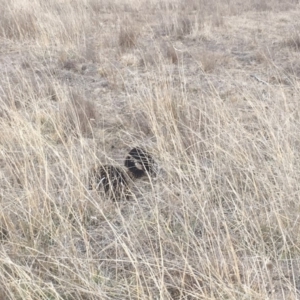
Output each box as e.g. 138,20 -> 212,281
1,0 -> 300,299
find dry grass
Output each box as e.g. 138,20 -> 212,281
1,0 -> 300,299
119,19 -> 139,50
285,32 -> 300,51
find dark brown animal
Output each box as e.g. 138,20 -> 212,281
88,147 -> 156,201
124,147 -> 156,178
88,165 -> 130,201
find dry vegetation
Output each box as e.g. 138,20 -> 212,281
1,0 -> 300,299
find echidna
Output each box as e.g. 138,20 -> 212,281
88,165 -> 131,201
124,147 -> 156,178
88,147 -> 157,201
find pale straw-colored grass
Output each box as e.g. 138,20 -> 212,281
1,0 -> 300,299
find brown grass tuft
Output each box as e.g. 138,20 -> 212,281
166,43 -> 178,64
118,19 -> 139,50
285,32 -> 300,51
199,51 -> 223,73
253,0 -> 272,11
159,13 -> 193,38
211,13 -> 224,27
0,4 -> 38,39
58,91 -> 97,139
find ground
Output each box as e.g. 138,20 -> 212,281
1,0 -> 300,299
